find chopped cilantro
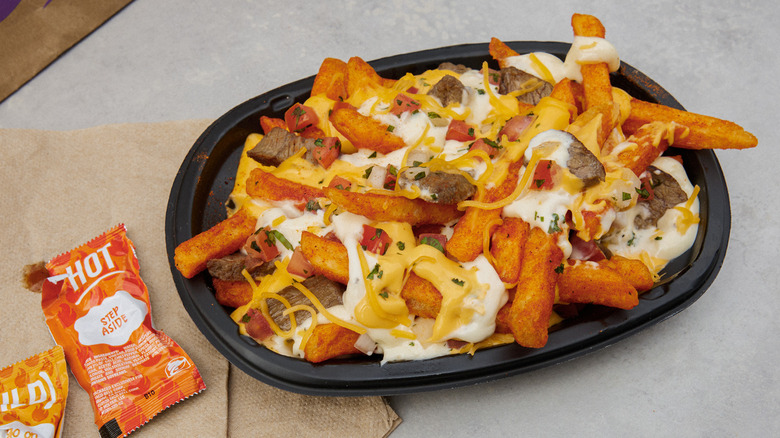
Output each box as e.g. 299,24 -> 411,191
547,213 -> 562,234
414,172 -> 426,180
484,138 -> 501,149
622,192 -> 632,201
314,138 -> 323,146
305,200 -> 320,211
387,125 -> 395,132
430,193 -> 438,201
241,314 -> 251,323
477,89 -> 486,95
636,187 -> 651,199
363,166 -> 374,179
627,232 -> 637,246
396,241 -> 405,251
451,278 -> 465,286
420,236 -> 444,253
379,291 -> 389,299
269,230 -> 293,250
555,263 -> 564,274
367,263 -> 383,280
655,236 -> 663,240
534,179 -> 545,188
427,112 -> 441,119
368,151 -> 377,158
468,127 -> 475,137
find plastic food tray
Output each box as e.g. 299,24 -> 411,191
165,41 -> 730,396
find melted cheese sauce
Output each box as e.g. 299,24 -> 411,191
224,33 -> 700,363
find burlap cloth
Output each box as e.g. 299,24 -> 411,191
0,120 -> 400,437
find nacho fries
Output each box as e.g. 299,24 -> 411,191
173,13 -> 755,364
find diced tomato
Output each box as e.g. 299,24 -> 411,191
445,119 -> 476,142
244,308 -> 274,341
406,86 -> 419,94
285,103 -> 319,133
360,225 -> 393,255
328,176 -> 352,190
531,160 -> 558,190
390,93 -> 422,116
469,138 -> 501,159
244,227 -> 280,263
259,116 -> 287,134
312,137 -> 341,169
499,115 -> 534,141
383,165 -> 397,190
418,233 -> 447,253
569,234 -> 606,262
287,247 -> 314,279
637,176 -> 655,201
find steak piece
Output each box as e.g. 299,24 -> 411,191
397,167 -> 476,204
634,166 -> 689,229
566,136 -> 605,187
437,62 -> 469,74
266,275 -> 345,331
206,252 -> 275,282
498,66 -> 552,105
247,127 -> 316,166
427,75 -> 466,107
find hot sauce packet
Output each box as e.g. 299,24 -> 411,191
41,225 -> 205,438
0,346 -> 68,438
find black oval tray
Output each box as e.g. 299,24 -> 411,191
165,41 -> 730,396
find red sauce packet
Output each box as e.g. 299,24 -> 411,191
41,225 -> 205,438
0,346 -> 68,438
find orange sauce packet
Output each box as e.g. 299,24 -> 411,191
41,225 -> 205,438
0,346 -> 68,438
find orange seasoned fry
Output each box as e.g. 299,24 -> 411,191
615,121 -> 690,176
494,288 -> 516,334
300,231 -> 349,284
346,56 -> 386,97
489,217 -> 530,283
212,278 -> 253,308
571,13 -> 605,39
447,160 -> 523,262
572,13 -> 614,147
174,206 -> 258,278
259,116 -> 287,134
549,78 -> 583,114
303,324 -> 362,363
245,168 -> 325,204
603,255 -> 654,292
311,57 -> 348,101
557,261 -> 639,310
489,37 -> 520,68
328,103 -> 407,154
400,272 -> 442,319
508,227 -> 563,348
624,98 -> 757,150
324,187 -> 463,225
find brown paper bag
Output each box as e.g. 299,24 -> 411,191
0,0 -> 133,102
